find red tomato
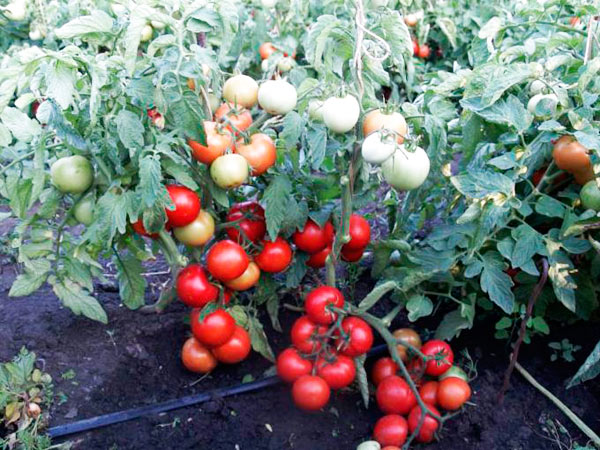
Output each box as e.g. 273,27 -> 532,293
344,214 -> 371,250
570,16 -> 581,26
215,103 -> 253,134
235,133 -> 277,175
419,381 -> 439,406
437,377 -> 471,410
291,375 -> 331,411
341,246 -> 365,262
304,286 -> 345,324
255,237 -> 293,273
190,308 -> 236,348
277,347 -> 313,383
165,185 -> 201,227
382,447 -> 401,450
224,261 -> 260,291
339,317 -> 373,357
259,42 -> 277,60
407,357 -> 425,385
176,264 -> 219,308
408,404 -> 440,443
291,316 -> 327,354
316,355 -> 356,390
376,375 -> 417,415
412,39 -> 419,56
181,337 -> 218,373
225,201 -> 266,244
371,357 -> 398,386
132,219 -> 158,239
206,240 -> 249,282
418,44 -> 431,59
188,121 -> 233,165
421,340 -> 454,376
373,414 -> 408,448
293,219 -> 332,254
306,245 -> 331,268
211,326 -> 251,363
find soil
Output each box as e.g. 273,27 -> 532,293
1,256 -> 599,450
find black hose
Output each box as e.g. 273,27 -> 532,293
47,344 -> 388,438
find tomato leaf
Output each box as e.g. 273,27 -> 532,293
263,174 -> 293,241
567,340 -> 600,388
51,278 -> 108,324
406,295 -> 433,321
55,10 -> 115,39
247,316 -> 275,362
355,354 -> 369,409
116,110 -> 144,151
115,252 -> 147,310
480,251 -> 515,314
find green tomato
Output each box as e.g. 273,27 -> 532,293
51,156 -> 94,194
258,80 -> 297,115
580,181 -> 600,211
438,365 -> 469,382
210,154 -> 249,189
381,146 -> 430,191
277,56 -> 295,72
140,24 -> 153,42
356,441 -> 381,450
527,93 -> 558,118
308,100 -> 324,121
73,196 -> 94,226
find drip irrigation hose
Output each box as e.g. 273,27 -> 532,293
47,344 -> 388,439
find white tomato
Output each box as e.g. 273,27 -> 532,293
322,95 -> 360,133
381,147 -> 430,191
258,80 -> 297,115
223,75 -> 259,109
210,154 -> 249,189
361,132 -> 398,165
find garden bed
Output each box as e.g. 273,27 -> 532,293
1,261 -> 598,449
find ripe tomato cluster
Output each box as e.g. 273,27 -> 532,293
276,286 -> 374,411
370,329 -> 471,447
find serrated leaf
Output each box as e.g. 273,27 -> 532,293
535,195 -> 566,218
306,124 -> 327,169
52,278 -> 107,323
280,111 -> 304,150
355,354 -> 369,409
55,10 -> 115,38
406,295 -> 433,321
568,340 -> 600,388
116,110 -> 144,151
547,245 -> 577,312
480,251 -> 514,313
263,174 -> 293,241
0,107 -> 41,143
247,317 -> 274,362
285,252 -> 309,288
435,309 -> 472,340
9,271 -> 48,297
115,252 -> 146,309
137,154 -> 163,207
511,224 -> 544,268
45,62 -> 76,110
451,170 -> 514,198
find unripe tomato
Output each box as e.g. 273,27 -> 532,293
322,95 -> 361,133
165,185 -> 201,227
356,441 -> 381,450
308,100 -> 325,121
277,57 -> 295,72
392,328 -> 422,362
371,357 -> 398,386
277,347 -> 313,383
214,103 -> 253,134
373,415 -> 408,447
339,316 -> 373,357
437,377 -> 471,410
419,381 -> 439,406
381,147 -> 430,191
304,286 -> 345,324
404,13 -> 418,27
255,237 -> 293,272
4,0 -> 26,21
211,326 -> 251,363
418,43 -> 431,59
73,196 -> 94,226
261,0 -> 278,7
362,110 -> 407,144
174,210 -> 215,247
581,180 -> 600,211
207,93 -> 220,113
210,154 -> 249,189
181,337 -> 218,373
293,219 -> 331,254
259,42 -> 277,60
140,24 -> 153,42
376,375 -> 417,415
361,132 -> 398,165
188,122 -> 233,165
407,404 -> 440,443
316,355 -> 356,389
224,261 -> 260,291
438,365 -> 469,382
235,133 -> 277,175
290,315 -> 327,354
176,264 -> 219,308
51,156 -> 94,194
190,308 -> 236,347
421,340 -> 454,376
206,240 -> 249,282
552,136 -> 591,174
527,93 -> 558,118
222,75 -> 259,109
258,80 -> 297,115
529,80 -> 546,95
151,20 -> 166,30
306,245 -> 331,268
341,246 -> 365,262
226,202 -> 266,243
291,375 -> 331,411
344,214 -> 371,250
29,27 -> 45,40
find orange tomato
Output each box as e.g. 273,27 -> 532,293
181,337 -> 218,373
552,136 -> 591,174
235,133 -> 277,175
224,261 -> 261,291
215,103 -> 253,134
259,42 -> 277,60
392,328 -> 422,362
362,110 -> 407,143
188,121 -> 233,165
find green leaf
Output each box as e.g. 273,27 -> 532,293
115,252 -> 147,309
355,354 -> 369,409
0,107 -> 41,143
511,224 -> 544,268
167,90 -> 206,143
51,278 -> 107,323
45,62 -> 77,110
137,154 -> 163,207
535,195 -> 566,218
9,271 -> 48,297
55,10 -> 115,38
280,111 -> 304,150
435,309 -> 472,340
547,245 -> 577,312
247,317 -> 274,362
263,174 -> 293,241
480,251 -> 515,313
468,95 -> 532,132
116,110 -> 144,151
406,295 -> 433,321
567,340 -> 600,388
285,252 -> 309,289
451,170 -> 514,198
531,317 -> 549,334
306,124 -> 327,170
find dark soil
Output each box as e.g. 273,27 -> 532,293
1,257 -> 599,450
